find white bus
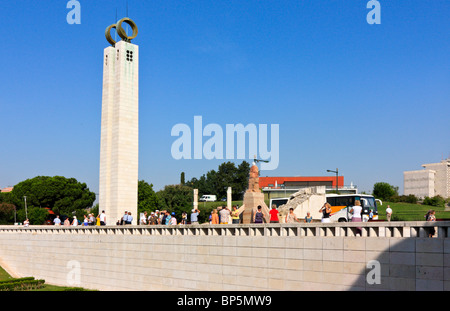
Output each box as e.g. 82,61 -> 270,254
269,194 -> 382,223
326,194 -> 382,222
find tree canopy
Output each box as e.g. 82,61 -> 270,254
372,182 -> 398,201
9,176 -> 96,218
138,180 -> 159,214
156,184 -> 193,217
185,161 -> 250,200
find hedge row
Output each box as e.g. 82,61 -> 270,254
0,277 -> 45,291
0,277 -> 35,284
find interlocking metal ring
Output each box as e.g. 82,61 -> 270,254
105,17 -> 138,46
105,24 -> 117,46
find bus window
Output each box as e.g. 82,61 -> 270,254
326,197 -> 336,206
270,198 -> 289,209
361,197 -> 377,214
335,197 -> 353,207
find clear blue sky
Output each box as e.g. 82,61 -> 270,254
1,0 -> 449,197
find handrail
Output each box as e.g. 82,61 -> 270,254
0,221 -> 448,238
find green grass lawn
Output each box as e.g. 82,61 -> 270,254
0,265 -> 92,291
377,201 -> 450,221
0,266 -> 14,282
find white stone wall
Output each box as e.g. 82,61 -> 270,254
0,224 -> 449,291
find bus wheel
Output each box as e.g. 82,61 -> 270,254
338,218 -> 347,222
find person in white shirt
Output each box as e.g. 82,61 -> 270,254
350,200 -> 362,221
99,211 -> 106,226
386,205 -> 393,222
350,200 -> 362,235
140,212 -> 147,225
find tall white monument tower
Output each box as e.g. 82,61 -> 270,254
99,18 -> 139,225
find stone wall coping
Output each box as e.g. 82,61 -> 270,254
1,221 -> 449,238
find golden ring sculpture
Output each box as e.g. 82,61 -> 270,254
105,17 -> 138,46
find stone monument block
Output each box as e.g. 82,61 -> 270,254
239,163 -> 270,224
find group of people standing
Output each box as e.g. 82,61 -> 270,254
208,204 -> 291,224
210,204 -> 317,224
119,209 -> 200,226
52,211 -> 107,227
209,206 -> 240,224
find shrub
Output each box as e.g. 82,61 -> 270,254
0,277 -> 45,291
423,195 -> 446,208
390,194 -> 418,204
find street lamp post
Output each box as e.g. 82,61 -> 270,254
23,196 -> 28,220
327,169 -> 339,194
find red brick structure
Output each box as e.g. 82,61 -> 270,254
259,176 -> 344,189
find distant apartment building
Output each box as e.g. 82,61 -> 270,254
404,158 -> 450,199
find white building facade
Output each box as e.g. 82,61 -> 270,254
404,158 -> 450,199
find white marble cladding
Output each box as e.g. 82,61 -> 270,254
99,41 -> 139,225
0,222 -> 449,291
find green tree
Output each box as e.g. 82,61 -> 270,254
17,207 -> 49,225
180,172 -> 185,185
372,182 -> 398,201
138,180 -> 159,214
0,192 -> 13,204
156,184 -> 193,217
10,176 -> 96,219
0,203 -> 16,225
185,161 -> 250,200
